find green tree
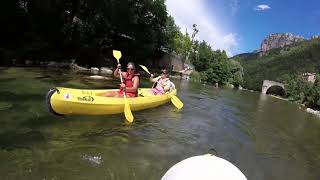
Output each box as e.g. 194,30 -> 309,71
229,60 -> 244,86
190,41 -> 234,85
192,41 -> 213,71
160,16 -> 180,52
185,24 -> 199,64
0,0 -> 169,66
303,75 -> 320,108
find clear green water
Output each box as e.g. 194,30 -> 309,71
0,67 -> 320,180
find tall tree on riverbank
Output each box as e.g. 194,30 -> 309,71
185,24 -> 199,64
189,40 -> 242,85
0,0 -> 168,66
0,0 -> 242,87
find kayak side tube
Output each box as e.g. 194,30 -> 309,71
45,87 -> 176,116
46,88 -> 63,116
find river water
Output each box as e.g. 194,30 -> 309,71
0,68 -> 319,180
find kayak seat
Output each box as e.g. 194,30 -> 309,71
138,88 -> 156,97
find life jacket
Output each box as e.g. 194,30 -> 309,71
120,72 -> 140,97
157,78 -> 169,88
153,77 -> 174,92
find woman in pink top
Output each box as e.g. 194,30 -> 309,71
149,69 -> 175,95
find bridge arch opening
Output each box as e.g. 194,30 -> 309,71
265,85 -> 286,97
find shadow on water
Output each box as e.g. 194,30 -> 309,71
0,77 -> 17,83
19,114 -> 67,129
0,130 -> 45,150
0,67 -> 9,73
34,75 -> 52,80
0,91 -> 44,102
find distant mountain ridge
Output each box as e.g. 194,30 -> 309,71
260,33 -> 305,55
231,33 -> 320,109
233,33 -> 320,58
232,35 -> 320,91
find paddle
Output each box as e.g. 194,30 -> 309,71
139,65 -> 157,88
113,50 -> 134,122
139,65 -> 151,74
139,65 -> 184,110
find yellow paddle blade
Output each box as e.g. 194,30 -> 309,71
113,50 -> 122,63
171,95 -> 184,109
139,65 -> 151,74
124,99 -> 134,122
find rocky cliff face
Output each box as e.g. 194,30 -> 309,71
260,33 -> 305,55
156,52 -> 184,71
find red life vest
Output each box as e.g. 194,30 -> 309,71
119,72 -> 139,97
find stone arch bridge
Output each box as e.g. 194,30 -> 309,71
261,80 -> 285,94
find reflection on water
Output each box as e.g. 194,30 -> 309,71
0,68 -> 320,180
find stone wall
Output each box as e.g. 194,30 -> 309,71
156,52 -> 184,72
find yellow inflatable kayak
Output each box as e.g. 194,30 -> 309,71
46,87 -> 176,115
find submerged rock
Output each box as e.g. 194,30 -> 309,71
0,101 -> 12,110
82,154 -> 103,165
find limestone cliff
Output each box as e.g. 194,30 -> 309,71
260,33 -> 305,55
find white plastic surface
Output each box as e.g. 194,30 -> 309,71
162,154 -> 247,180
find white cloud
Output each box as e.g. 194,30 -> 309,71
254,4 -> 271,11
223,33 -> 238,51
166,0 -> 239,56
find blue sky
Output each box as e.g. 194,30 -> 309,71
166,0 -> 320,56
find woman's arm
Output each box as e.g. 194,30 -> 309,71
113,64 -> 122,78
149,74 -> 156,82
150,76 -> 161,83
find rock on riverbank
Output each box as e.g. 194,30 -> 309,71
306,108 -> 320,116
